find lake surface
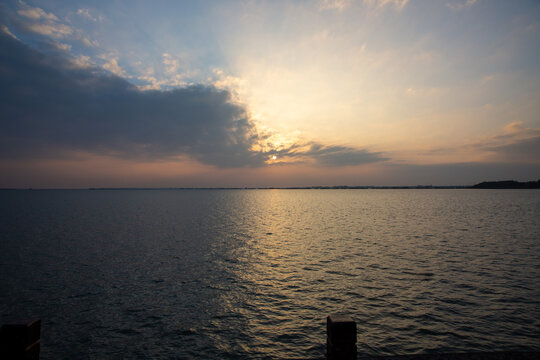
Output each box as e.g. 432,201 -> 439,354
1,189 -> 539,359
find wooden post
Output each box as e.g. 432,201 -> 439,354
327,315 -> 356,360
0,319 -> 41,360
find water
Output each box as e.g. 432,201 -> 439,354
0,189 -> 539,359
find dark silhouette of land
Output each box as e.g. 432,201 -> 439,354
472,180 -> 540,189
360,352 -> 540,360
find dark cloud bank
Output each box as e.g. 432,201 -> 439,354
0,32 -> 385,168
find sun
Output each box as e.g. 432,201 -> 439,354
272,155 -> 277,160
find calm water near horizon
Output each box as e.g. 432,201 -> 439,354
1,189 -> 539,359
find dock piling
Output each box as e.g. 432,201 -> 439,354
0,319 -> 41,360
327,314 -> 357,360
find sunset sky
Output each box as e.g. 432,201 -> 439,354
1,0 -> 539,187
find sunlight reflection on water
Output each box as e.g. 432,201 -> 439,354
0,189 -> 539,359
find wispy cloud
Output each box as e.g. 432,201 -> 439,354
6,1 -> 104,57
264,140 -> 388,167
446,0 -> 478,11
25,22 -> 72,37
0,25 -> 17,39
71,55 -> 93,68
363,0 -> 409,12
81,37 -> 99,47
76,8 -> 103,22
99,54 -> 127,77
320,0 -> 409,13
17,2 -> 58,21
292,143 -> 387,166
15,1 -> 72,38
477,122 -> 540,163
134,60 -> 196,91
53,42 -> 71,52
162,53 -> 179,74
319,0 -> 350,12
422,121 -> 540,164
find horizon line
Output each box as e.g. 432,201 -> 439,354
2,180 -> 540,191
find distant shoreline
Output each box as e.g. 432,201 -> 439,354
1,180 -> 539,191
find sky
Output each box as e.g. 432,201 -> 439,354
1,0 -> 539,188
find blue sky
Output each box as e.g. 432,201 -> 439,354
1,0 -> 539,187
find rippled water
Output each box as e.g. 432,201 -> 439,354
1,189 -> 539,359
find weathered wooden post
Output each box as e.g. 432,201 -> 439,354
327,315 -> 356,360
0,319 -> 41,360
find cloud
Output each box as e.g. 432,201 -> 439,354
9,3 -> 99,49
53,42 -> 71,52
483,137 -> 540,163
478,122 -> 540,163
162,53 -> 179,74
11,2 -> 73,38
24,22 -> 72,38
320,0 -> 408,12
305,144 -> 387,166
0,33 -> 265,168
76,8 -> 103,22
81,37 -> 99,47
363,0 -> 409,12
0,33 -> 387,169
99,55 -> 127,77
445,0 -> 478,11
18,4 -> 58,21
71,55 -> 93,68
500,121 -> 533,135
319,0 -> 350,11
267,141 -> 388,167
422,121 -> 540,164
1,25 -> 17,39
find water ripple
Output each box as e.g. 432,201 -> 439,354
1,189 -> 539,358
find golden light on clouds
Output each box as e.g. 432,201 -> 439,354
1,0 -> 539,187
